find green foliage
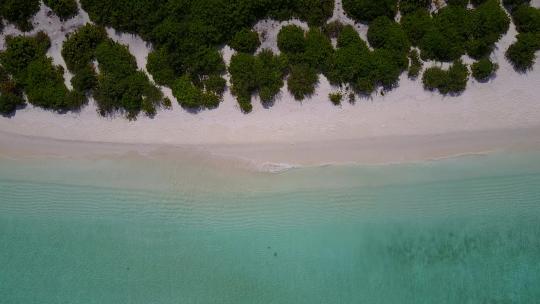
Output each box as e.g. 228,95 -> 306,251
287,64 -> 318,100
322,21 -> 344,38
62,25 -> 166,119
93,40 -> 165,119
399,0 -> 431,15
422,60 -> 469,95
418,5 -> 470,61
44,0 -> 79,21
0,33 -> 83,112
0,66 -> 25,116
408,49 -> 423,79
505,32 -> 540,71
0,0 -> 40,31
466,0 -> 510,59
303,28 -> 334,70
229,50 -> 287,112
329,92 -> 343,106
512,5 -> 540,33
79,0 -> 333,112
62,24 -> 107,72
401,10 -> 433,46
337,25 -> 369,49
471,58 -> 498,81
146,48 -> 176,87
326,24 -> 407,94
343,0 -> 398,23
71,64 -> 97,93
403,1 -> 509,61
230,29 -> 260,54
278,25 -> 306,54
367,16 -> 410,53
172,75 -> 204,110
502,0 -> 531,11
446,0 -> 469,7
203,74 -> 227,96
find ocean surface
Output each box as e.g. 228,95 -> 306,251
1,151 -> 539,303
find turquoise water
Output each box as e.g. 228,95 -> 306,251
1,152 -> 540,303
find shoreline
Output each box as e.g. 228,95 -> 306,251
1,2 -> 540,170
2,125 -> 540,171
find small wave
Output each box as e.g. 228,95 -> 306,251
256,162 -> 299,173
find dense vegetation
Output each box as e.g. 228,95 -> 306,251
401,0 -> 510,61
408,49 -> 423,79
0,0 -> 40,31
0,65 -> 25,116
79,0 -> 334,112
471,57 -> 498,81
44,0 -> 79,21
277,25 -> 332,101
0,32 -> 84,114
343,0 -> 398,23
229,50 -> 288,112
422,60 -> 469,95
0,0 -> 538,117
506,4 -> 540,71
62,24 -> 167,119
324,23 -> 408,94
230,29 -> 261,54
329,92 -> 343,105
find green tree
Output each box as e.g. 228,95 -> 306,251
229,29 -> 260,54
0,0 -> 40,31
44,0 -> 79,21
471,58 -> 498,81
287,64 -> 318,100
342,0 -> 398,23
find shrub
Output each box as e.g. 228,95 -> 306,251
329,92 -> 343,105
93,40 -> 165,119
342,0 -> 398,23
61,24 -> 107,72
512,5 -> 540,34
337,25 -> 369,49
287,64 -> 319,100
422,59 -> 469,94
408,49 -> 423,79
0,66 -> 25,116
203,74 -> 227,96
229,29 -> 260,54
44,0 -> 79,21
471,58 -> 498,81
466,0 -> 510,59
322,21 -> 344,38
303,28 -> 334,70
367,16 -> 410,53
401,9 -> 433,46
502,0 -> 531,11
0,33 -> 83,112
0,0 -> 40,31
71,64 -> 97,93
229,50 -> 287,111
172,75 -> 205,110
505,32 -> 540,71
147,48 -> 176,87
399,0 -> 431,15
277,25 -> 306,54
418,5 -> 469,61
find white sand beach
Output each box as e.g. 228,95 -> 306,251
1,1 -> 540,169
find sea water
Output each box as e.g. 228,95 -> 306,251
1,151 -> 539,303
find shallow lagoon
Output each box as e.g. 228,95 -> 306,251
1,152 -> 539,303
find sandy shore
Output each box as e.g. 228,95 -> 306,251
1,1 -> 540,169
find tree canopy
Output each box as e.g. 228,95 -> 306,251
0,32 -> 84,113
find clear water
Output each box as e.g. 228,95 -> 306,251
1,152 -> 539,303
